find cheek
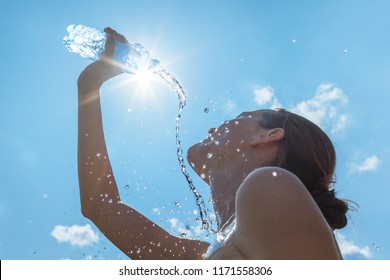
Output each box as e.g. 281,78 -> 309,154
214,130 -> 246,152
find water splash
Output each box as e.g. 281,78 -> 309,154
154,65 -> 216,233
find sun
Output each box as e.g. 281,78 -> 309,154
110,62 -> 164,108
133,65 -> 156,92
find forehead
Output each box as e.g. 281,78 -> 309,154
237,109 -> 272,119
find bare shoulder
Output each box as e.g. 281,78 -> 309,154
236,167 -> 313,208
234,167 -> 339,259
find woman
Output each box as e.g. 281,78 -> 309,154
76,28 -> 348,259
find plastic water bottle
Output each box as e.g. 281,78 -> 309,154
63,24 -> 160,74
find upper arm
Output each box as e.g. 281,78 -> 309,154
234,167 -> 336,259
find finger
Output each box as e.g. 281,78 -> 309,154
104,27 -> 129,43
104,27 -> 116,35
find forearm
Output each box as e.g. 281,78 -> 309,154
77,73 -> 120,218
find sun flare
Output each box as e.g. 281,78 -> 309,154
134,66 -> 156,92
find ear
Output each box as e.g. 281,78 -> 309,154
250,128 -> 285,146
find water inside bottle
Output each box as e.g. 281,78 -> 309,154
63,25 -> 106,61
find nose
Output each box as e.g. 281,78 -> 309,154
208,127 -> 217,134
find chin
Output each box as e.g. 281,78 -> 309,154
187,141 -> 211,174
187,143 -> 200,168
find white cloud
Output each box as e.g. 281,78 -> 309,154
252,83 -> 349,134
350,155 -> 381,173
51,224 -> 99,247
167,218 -> 205,238
254,86 -> 274,105
168,218 -> 191,237
152,207 -> 160,215
290,83 -> 349,133
254,86 -> 281,109
331,114 -> 349,134
335,232 -> 372,259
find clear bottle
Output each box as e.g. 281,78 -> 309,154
63,24 -> 160,74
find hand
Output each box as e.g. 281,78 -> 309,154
102,27 -> 129,60
78,27 -> 129,91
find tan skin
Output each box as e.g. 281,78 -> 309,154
77,28 -> 342,260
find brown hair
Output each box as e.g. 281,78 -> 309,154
259,109 -> 349,229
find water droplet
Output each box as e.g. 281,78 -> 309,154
207,153 -> 213,159
180,233 -> 187,237
343,49 -> 348,53
127,108 -> 131,112
96,153 -> 101,157
234,121 -> 239,125
193,210 -> 198,215
204,108 -> 209,113
292,38 -> 297,43
175,201 -> 181,207
202,164 -> 206,169
200,173 -> 206,179
272,171 -> 277,177
236,148 -> 240,152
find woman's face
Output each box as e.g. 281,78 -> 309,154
187,110 -> 266,181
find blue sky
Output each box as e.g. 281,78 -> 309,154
0,0 -> 389,260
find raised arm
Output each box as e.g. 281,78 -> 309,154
76,28 -> 209,259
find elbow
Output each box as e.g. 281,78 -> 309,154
79,192 -> 112,221
79,189 -> 99,220
80,200 -> 94,220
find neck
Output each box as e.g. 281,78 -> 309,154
209,167 -> 248,228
